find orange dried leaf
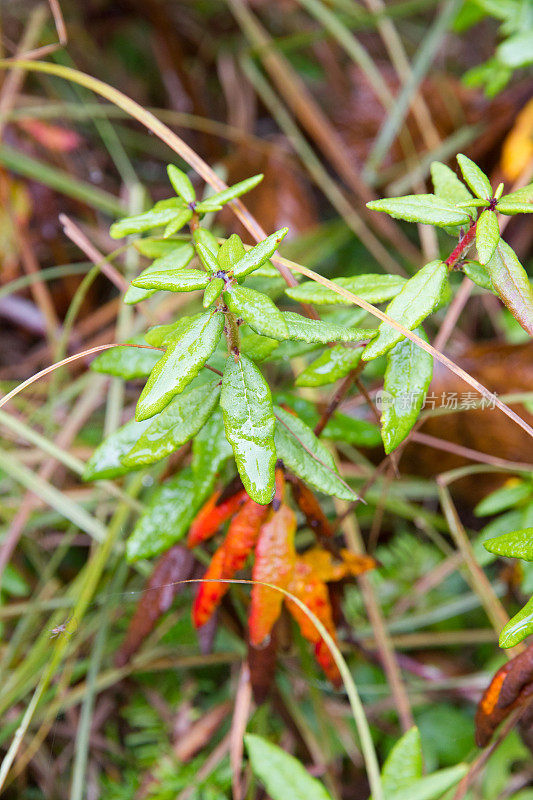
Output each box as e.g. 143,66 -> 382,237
187,488 -> 248,547
339,549 -> 377,577
286,573 -> 334,644
192,548 -> 226,628
249,504 -> 296,646
222,498 -> 270,575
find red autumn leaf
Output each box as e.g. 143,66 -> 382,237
249,503 -> 296,646
18,119 -> 83,152
315,638 -> 342,688
187,487 -> 248,547
192,547 -> 226,628
475,642 -> 533,747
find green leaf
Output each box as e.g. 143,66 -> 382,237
125,243 -> 195,304
321,413 -> 381,447
366,195 -> 469,227
203,277 -> 225,308
462,261 -> 495,293
497,31 -> 533,68
295,345 -> 363,387
82,418 -> 152,480
193,227 -> 219,256
281,312 -> 376,344
485,240 -> 533,335
475,482 -> 532,516
245,734 -> 332,800
133,238 -> 184,258
90,338 -> 161,379
380,327 -> 433,453
109,198 -> 183,238
218,233 -> 246,271
123,381 -> 221,467
476,210 -> 500,264
196,174 -> 263,212
192,408 -> 233,500
144,314 -> 202,347
457,153 -> 493,199
499,185 -> 533,205
484,528 -> 533,560
285,274 -> 406,306
362,261 -> 447,361
167,164 -> 195,203
431,161 -> 473,205
132,268 -> 210,293
224,284 -> 288,340
497,200 -> 533,215
136,312 -> 224,421
381,727 -> 422,798
162,207 -> 194,238
126,468 -> 204,561
220,354 -> 276,504
232,229 -> 288,279
274,406 -> 357,501
499,594 -> 533,648
391,765 -> 468,800
196,241 -> 220,273
240,327 -> 280,362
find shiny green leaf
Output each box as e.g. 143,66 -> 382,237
232,228 -> 288,279
218,233 -> 245,271
245,734 -> 332,800
90,337 -> 161,379
136,311 -> 224,421
193,227 -> 219,257
132,268 -> 209,293
484,528 -> 533,560
362,261 -> 447,361
82,417 -> 152,480
192,408 -> 233,500
295,344 -> 363,387
203,276 -> 225,308
485,240 -> 533,335
162,208 -> 194,237
380,327 -> 433,453
123,381 -> 221,467
133,238 -> 183,258
224,284 -> 288,340
431,161 -> 472,205
144,314 -> 201,347
196,241 -> 219,273
366,194 -> 469,227
126,468 -> 205,561
281,312 -> 376,344
457,153 -> 493,199
196,174 -> 263,211
221,354 -> 276,504
462,261 -> 495,292
321,413 -> 381,447
499,185 -> 533,205
475,482 -> 532,516
240,328 -> 280,362
167,164 -> 195,203
125,243 -> 195,303
274,406 -> 357,501
109,198 -> 183,238
476,209 -> 500,264
499,595 -> 533,648
497,200 -> 533,215
285,274 -> 405,306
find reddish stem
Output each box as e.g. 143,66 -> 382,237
445,223 -> 477,269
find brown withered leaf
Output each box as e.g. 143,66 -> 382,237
115,545 -> 195,667
288,475 -> 333,540
174,701 -> 232,762
248,626 -> 278,704
475,643 -> 533,747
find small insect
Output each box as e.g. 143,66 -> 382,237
49,616 -> 77,638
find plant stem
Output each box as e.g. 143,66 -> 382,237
445,223 -> 476,269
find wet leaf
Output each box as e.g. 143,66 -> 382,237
381,327 -> 433,453
144,314 -> 202,347
123,381 -> 221,467
221,354 -> 276,505
132,268 -> 210,293
167,164 -> 195,203
240,328 -> 280,362
218,233 -> 245,270
367,194 -> 469,227
485,240 -> 533,335
82,417 -> 152,480
191,408 -> 233,501
462,260 -> 495,292
90,338 -> 160,379
285,274 -> 405,306
115,544 -> 195,666
431,161 -> 473,205
295,344 -> 363,387
499,595 -> 533,649
362,261 -> 447,360
136,311 -> 224,421
187,484 -> 248,547
497,200 -> 533,215
249,504 -> 296,645
133,238 -> 183,258
127,467 -> 208,561
203,277 -> 225,308
476,210 -> 500,264
125,243 -> 195,304
245,734 -> 333,800
321,413 -> 382,448
110,199 -> 192,238
196,174 -> 263,212
224,284 -> 288,340
281,312 -> 376,344
274,406 -> 357,501
457,153 -> 493,199
232,229 -> 288,279
484,528 -> 533,560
